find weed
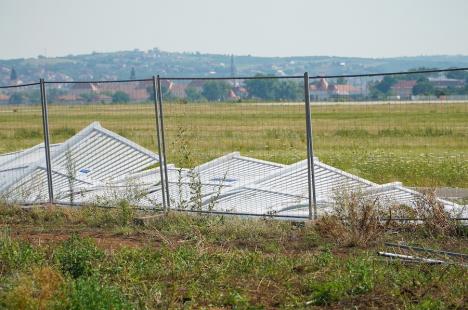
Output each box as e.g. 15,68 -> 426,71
413,190 -> 457,238
0,227 -> 43,275
65,147 -> 77,205
0,266 -> 66,310
315,191 -> 387,247
68,276 -> 132,310
53,234 -> 104,278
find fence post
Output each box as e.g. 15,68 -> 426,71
303,72 -> 317,220
39,79 -> 54,204
152,76 -> 167,210
156,75 -> 171,208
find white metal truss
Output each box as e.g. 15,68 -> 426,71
1,124 -> 464,218
199,158 -> 465,217
72,152 -> 286,208
0,122 -> 159,204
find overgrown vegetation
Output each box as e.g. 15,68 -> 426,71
0,201 -> 466,309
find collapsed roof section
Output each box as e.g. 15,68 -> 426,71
0,122 -> 159,203
70,152 -> 286,208
0,122 -> 464,218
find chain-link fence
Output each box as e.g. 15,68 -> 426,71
0,68 -> 467,219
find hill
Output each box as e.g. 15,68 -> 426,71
1,48 -> 468,85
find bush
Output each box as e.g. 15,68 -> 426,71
54,234 -> 103,278
112,91 -> 130,103
315,191 -> 386,247
68,276 -> 131,310
0,267 -> 66,309
413,190 -> 457,237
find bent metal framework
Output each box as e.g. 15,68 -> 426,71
0,122 -> 464,219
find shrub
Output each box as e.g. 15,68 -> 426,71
54,234 -> 103,278
413,190 -> 457,237
68,276 -> 132,310
0,267 -> 66,310
315,191 -> 386,247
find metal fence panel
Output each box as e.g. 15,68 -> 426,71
0,83 -> 51,204
43,80 -> 164,208
308,70 -> 467,215
155,76 -> 311,218
0,67 -> 466,219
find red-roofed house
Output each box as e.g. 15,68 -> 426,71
309,78 -> 360,100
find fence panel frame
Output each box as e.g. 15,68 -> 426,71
39,78 -> 54,204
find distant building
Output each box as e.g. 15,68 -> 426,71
309,78 -> 360,100
428,77 -> 465,89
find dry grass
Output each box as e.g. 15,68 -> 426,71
315,191 -> 388,247
413,189 -> 458,237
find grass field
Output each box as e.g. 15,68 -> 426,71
0,102 -> 467,187
0,205 -> 467,309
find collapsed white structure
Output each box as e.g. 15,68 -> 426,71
0,122 -> 159,203
1,123 -> 465,219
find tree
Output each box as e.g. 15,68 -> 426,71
112,91 -> 130,103
130,67 -> 136,80
412,78 -> 434,96
80,93 -> 98,103
185,87 -> 205,101
273,80 -> 302,101
47,88 -> 66,102
201,81 -> 230,101
374,76 -> 397,95
10,68 -> 17,81
244,75 -> 279,100
146,84 -> 173,100
8,92 -> 24,104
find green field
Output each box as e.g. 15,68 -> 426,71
0,102 -> 467,187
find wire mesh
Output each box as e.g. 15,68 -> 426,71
0,68 -> 466,219
308,70 -> 468,213
0,83 -> 50,204
44,80 -> 163,208
158,76 -> 311,218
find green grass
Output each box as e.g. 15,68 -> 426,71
0,205 -> 466,309
0,102 -> 467,187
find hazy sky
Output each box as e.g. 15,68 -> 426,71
1,0 -> 467,59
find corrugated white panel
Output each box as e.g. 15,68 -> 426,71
193,152 -> 285,187
362,182 -> 466,217
0,144 -> 61,190
0,122 -> 159,204
1,125 -> 463,218
202,158 -> 377,216
83,153 -> 286,209
0,143 -> 61,168
3,167 -> 94,204
203,159 -> 463,217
